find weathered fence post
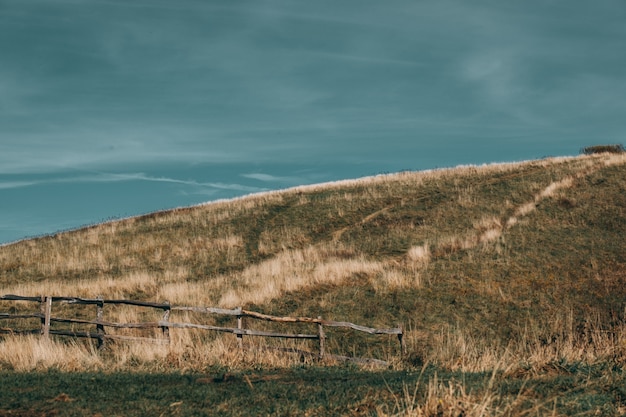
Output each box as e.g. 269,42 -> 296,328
96,295 -> 105,349
237,308 -> 244,349
317,316 -> 325,359
40,295 -> 52,339
161,301 -> 171,344
397,323 -> 406,356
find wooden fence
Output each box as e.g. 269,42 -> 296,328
0,294 -> 405,364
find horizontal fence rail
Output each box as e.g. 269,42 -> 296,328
0,294 -> 405,364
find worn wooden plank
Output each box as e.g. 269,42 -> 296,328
171,306 -> 242,315
0,313 -> 43,320
101,334 -> 169,344
64,298 -> 171,310
0,294 -> 42,302
240,308 -> 402,335
47,316 -> 101,326
103,299 -> 171,309
48,330 -> 102,339
157,321 -> 317,339
46,330 -> 168,345
321,320 -> 403,335
233,328 -> 319,340
1,295 -> 238,314
0,329 -> 41,335
150,320 -> 318,339
49,317 -> 163,329
157,321 -> 235,333
1,295 -> 172,309
241,309 -> 320,324
54,297 -> 102,305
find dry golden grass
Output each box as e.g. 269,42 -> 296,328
217,244 -> 385,307
379,372 -> 502,417
406,244 -> 430,266
2,242 -> 387,307
2,268 -> 188,300
1,303 -> 623,375
378,310 -> 626,416
257,226 -> 310,255
0,336 -> 103,372
404,309 -> 626,374
1,152 -> 626,377
0,331 -> 319,373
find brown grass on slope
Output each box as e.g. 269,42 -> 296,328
1,153 -> 626,373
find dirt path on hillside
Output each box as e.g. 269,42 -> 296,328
331,155 -> 626,256
447,155 -> 625,256
502,156 -> 618,230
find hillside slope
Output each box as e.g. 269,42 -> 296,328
1,153 -> 625,369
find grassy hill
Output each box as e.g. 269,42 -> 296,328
1,153 -> 625,415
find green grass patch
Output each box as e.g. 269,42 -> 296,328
1,364 -> 623,416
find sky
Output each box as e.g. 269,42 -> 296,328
1,0 -> 626,244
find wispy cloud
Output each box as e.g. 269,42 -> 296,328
102,173 -> 267,193
240,173 -> 302,183
0,172 -> 266,193
0,181 -> 38,190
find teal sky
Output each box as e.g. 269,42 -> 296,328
1,0 -> 625,244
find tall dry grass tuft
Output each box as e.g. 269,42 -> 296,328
405,309 -> 626,374
0,336 -> 102,372
367,244 -> 432,293
603,152 -> 626,166
371,269 -> 422,293
107,340 -> 170,370
419,327 -> 513,373
379,371 -> 501,417
407,244 -> 431,267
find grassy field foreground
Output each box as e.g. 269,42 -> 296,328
1,363 -> 624,416
1,153 -> 626,415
